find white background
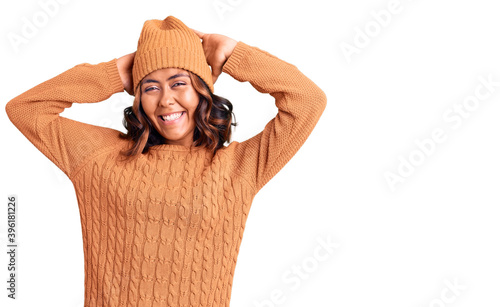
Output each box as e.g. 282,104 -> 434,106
1,0 -> 500,306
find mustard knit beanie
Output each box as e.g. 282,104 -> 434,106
132,16 -> 214,94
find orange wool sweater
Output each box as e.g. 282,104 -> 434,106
5,41 -> 327,306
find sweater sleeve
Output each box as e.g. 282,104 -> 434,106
5,59 -> 125,179
222,41 -> 327,192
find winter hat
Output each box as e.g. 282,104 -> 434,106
132,15 -> 214,93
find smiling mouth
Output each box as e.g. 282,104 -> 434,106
159,111 -> 184,122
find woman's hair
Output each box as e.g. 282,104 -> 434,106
118,71 -> 237,161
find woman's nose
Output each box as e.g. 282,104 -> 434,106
159,91 -> 175,106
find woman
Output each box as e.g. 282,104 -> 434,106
5,15 -> 326,307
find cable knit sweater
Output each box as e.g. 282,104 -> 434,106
5,41 -> 327,307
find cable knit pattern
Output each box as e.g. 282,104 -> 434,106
5,41 -> 327,306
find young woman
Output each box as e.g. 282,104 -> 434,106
6,15 -> 326,306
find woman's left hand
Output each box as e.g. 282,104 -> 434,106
191,28 -> 238,84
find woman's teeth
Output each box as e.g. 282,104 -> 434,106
161,112 -> 183,121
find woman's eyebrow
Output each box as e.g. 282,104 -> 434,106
167,73 -> 189,80
142,73 -> 189,85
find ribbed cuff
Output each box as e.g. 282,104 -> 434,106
222,41 -> 249,76
104,58 -> 125,94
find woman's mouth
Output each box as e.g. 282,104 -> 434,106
159,111 -> 185,124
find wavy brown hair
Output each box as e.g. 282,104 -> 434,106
118,71 -> 237,161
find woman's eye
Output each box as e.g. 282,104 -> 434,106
172,82 -> 185,87
144,86 -> 158,92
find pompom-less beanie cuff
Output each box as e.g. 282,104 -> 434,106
132,16 -> 214,93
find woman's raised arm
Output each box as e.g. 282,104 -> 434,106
220,40 -> 327,193
5,58 -> 126,179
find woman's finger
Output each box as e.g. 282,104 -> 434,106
190,28 -> 204,39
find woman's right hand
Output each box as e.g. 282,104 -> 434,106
116,52 -> 136,95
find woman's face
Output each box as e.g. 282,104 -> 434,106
140,68 -> 199,147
